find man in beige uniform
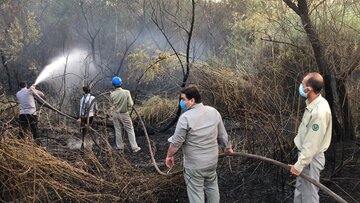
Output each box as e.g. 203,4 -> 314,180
110,76 -> 141,152
289,72 -> 332,203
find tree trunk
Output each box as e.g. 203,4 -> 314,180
283,0 -> 343,139
336,78 -> 355,140
159,0 -> 196,132
0,50 -> 13,91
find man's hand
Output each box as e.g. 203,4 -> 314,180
289,164 -> 301,176
165,156 -> 174,169
76,118 -> 81,124
224,148 -> 234,158
224,148 -> 234,154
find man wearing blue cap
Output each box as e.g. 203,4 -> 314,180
110,76 -> 141,152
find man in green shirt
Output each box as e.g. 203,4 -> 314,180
110,76 -> 141,152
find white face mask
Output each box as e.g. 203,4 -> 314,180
299,84 -> 308,98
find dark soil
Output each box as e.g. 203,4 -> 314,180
111,130 -> 360,203
37,121 -> 359,203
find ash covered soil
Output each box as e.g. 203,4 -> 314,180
104,130 -> 359,203
40,124 -> 359,203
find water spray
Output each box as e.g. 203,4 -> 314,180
34,49 -> 90,86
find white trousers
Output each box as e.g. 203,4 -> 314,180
294,152 -> 325,203
112,112 -> 139,150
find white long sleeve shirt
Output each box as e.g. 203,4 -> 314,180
16,87 -> 44,115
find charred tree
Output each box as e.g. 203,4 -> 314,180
151,0 -> 196,132
79,0 -> 101,65
0,50 -> 12,91
336,77 -> 355,140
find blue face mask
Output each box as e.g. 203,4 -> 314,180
299,84 -> 308,98
179,100 -> 188,110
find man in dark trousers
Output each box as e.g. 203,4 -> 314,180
77,85 -> 98,148
16,81 -> 45,140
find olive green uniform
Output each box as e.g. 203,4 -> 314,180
110,87 -> 140,151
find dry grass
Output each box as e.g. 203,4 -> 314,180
136,95 -> 178,128
191,64 -> 248,120
0,92 -> 182,202
189,64 -> 299,160
1,137 -> 118,202
0,137 -> 180,202
0,135 -> 184,203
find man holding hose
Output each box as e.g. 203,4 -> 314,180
165,85 -> 233,203
289,72 -> 332,203
16,81 -> 45,140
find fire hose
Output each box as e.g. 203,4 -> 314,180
33,91 -> 348,203
133,105 -> 348,203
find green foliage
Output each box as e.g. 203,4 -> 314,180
312,1 -> 360,32
0,2 -> 41,61
127,48 -> 179,83
218,0 -> 314,71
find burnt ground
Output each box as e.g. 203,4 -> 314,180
105,130 -> 360,203
38,123 -> 360,203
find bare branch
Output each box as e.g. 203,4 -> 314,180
151,12 -> 185,74
309,0 -> 326,15
260,37 -> 306,52
115,28 -> 144,76
283,0 -> 300,15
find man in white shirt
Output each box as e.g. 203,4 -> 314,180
16,81 -> 45,140
77,86 -> 98,148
